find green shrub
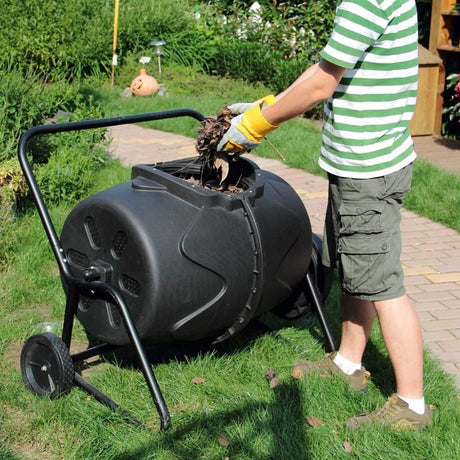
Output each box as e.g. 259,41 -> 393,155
0,61 -> 108,208
1,1 -> 337,100
0,0 -> 112,81
118,0 -> 199,53
0,158 -> 28,210
193,1 -> 338,117
0,0 -> 209,82
0,65 -> 59,162
195,2 -> 338,62
31,98 -> 108,205
442,73 -> 460,140
205,38 -> 322,117
0,63 -> 103,161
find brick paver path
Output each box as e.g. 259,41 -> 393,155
109,123 -> 460,392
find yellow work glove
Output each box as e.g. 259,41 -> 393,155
227,94 -> 278,115
217,94 -> 279,154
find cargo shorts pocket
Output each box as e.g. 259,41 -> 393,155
337,233 -> 391,295
338,202 -> 386,235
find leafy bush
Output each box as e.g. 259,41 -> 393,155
30,97 -> 108,205
118,0 -> 204,58
0,0 -> 112,81
0,62 -> 105,164
0,61 -> 108,208
442,73 -> 460,140
0,65 -> 61,162
0,158 -> 28,210
206,38 -> 305,92
193,1 -> 339,116
0,0 -> 209,82
0,1 -> 338,101
195,2 -> 338,62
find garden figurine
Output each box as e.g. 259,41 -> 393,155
218,0 -> 432,430
130,68 -> 159,96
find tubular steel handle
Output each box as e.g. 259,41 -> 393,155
18,108 -> 205,279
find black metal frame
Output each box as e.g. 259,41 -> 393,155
305,272 -> 336,352
18,108 -> 335,431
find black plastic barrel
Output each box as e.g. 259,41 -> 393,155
60,157 -> 312,346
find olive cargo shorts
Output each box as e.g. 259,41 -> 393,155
322,164 -> 413,301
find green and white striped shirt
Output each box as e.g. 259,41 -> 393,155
319,0 -> 418,178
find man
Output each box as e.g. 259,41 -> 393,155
217,0 -> 431,430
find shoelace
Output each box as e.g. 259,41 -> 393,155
371,396 -> 403,420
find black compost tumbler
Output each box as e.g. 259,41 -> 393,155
60,157 -> 312,346
18,110 -> 335,431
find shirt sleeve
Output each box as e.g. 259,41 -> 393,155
320,0 -> 389,68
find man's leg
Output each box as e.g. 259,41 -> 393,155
345,294 -> 430,430
373,294 -> 424,398
292,293 -> 374,392
338,293 -> 424,398
338,294 -> 376,364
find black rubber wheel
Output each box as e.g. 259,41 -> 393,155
273,234 -> 334,320
20,333 -> 75,399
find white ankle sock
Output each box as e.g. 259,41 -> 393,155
333,352 -> 362,375
397,394 -> 426,415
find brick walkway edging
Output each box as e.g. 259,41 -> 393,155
109,124 -> 460,392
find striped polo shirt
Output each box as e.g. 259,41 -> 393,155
319,0 -> 419,178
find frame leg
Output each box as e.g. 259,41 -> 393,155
305,272 -> 336,353
73,373 -> 145,428
61,285 -> 78,348
110,291 -> 171,430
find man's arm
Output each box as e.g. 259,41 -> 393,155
217,59 -> 346,154
263,59 -> 346,125
275,62 -> 320,100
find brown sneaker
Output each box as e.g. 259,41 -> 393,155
291,352 -> 370,392
346,394 -> 433,431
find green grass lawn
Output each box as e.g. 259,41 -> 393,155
1,206 -> 458,458
0,66 -> 459,459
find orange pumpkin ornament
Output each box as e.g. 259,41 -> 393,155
130,69 -> 159,96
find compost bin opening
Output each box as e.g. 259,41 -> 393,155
153,156 -> 252,194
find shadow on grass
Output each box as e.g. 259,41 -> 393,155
74,281 -> 401,459
111,380 -> 310,460
72,317 -> 317,459
0,447 -> 22,460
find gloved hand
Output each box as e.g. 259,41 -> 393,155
227,94 -> 277,115
226,101 -> 256,115
218,94 -> 279,154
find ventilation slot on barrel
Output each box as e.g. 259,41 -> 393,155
79,296 -> 94,312
107,303 -> 122,329
67,249 -> 89,268
112,231 -> 128,259
121,274 -> 141,297
85,216 -> 101,249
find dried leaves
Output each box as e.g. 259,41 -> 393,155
217,434 -> 230,447
196,107 -> 236,183
265,369 -> 280,389
196,107 -> 233,158
305,415 -> 323,427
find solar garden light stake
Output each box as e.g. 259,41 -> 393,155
150,40 -> 166,74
